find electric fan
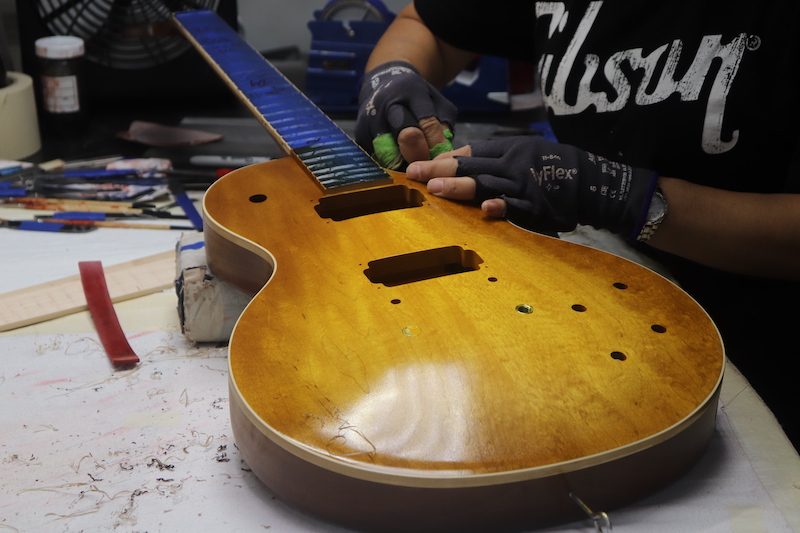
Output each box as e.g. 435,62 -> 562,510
16,0 -> 238,105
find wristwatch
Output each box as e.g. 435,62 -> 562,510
636,185 -> 668,243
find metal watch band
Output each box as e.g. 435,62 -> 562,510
636,186 -> 668,243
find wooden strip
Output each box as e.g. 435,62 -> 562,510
78,261 -> 140,366
0,251 -> 175,332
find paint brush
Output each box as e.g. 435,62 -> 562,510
40,218 -> 196,231
0,218 -> 96,233
2,197 -> 144,213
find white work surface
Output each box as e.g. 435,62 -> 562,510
1,214 -> 799,533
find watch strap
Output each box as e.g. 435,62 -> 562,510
636,185 -> 668,243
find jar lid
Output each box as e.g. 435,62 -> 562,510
35,36 -> 85,59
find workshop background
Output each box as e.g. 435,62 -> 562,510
0,0 -> 409,84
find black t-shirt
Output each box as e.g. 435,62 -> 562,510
416,0 -> 800,193
416,0 -> 800,448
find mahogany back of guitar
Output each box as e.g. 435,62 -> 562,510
203,156 -> 725,532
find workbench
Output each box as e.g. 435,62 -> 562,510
1,204 -> 799,532
1,103 -> 799,532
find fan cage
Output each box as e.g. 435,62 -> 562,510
35,0 -> 221,70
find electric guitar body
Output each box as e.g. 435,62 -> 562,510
176,11 -> 725,532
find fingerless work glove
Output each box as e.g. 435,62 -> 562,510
356,61 -> 457,169
458,136 -> 658,239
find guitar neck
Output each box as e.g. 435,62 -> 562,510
173,10 -> 392,193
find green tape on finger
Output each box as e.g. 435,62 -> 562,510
372,133 -> 405,170
429,129 -> 454,159
372,128 -> 455,170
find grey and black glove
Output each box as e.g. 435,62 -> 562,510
458,136 -> 659,240
356,61 -> 457,169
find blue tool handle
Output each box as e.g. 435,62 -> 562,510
50,211 -> 107,221
62,169 -> 135,178
17,221 -> 67,232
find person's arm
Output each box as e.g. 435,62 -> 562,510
647,178 -> 800,280
361,3 -> 476,163
366,4 -> 474,88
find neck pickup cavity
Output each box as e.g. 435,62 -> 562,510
315,185 -> 425,220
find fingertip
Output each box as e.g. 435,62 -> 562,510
482,198 -> 507,218
397,127 -> 431,164
427,178 -> 443,195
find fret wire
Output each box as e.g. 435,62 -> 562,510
296,143 -> 370,157
298,148 -> 361,162
309,161 -> 378,173
299,150 -> 376,168
318,169 -> 388,182
278,121 -> 335,132
285,135 -> 351,148
282,129 -> 343,141
310,165 -> 377,175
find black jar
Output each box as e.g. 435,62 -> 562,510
35,36 -> 87,138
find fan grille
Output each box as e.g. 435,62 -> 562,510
36,0 -> 221,70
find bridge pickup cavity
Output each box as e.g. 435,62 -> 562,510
365,246 -> 483,286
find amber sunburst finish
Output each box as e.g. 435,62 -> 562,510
175,11 -> 725,532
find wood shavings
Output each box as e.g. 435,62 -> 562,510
72,454 -> 105,473
201,364 -> 228,375
18,482 -> 91,494
151,483 -> 183,496
146,457 -> 175,471
79,485 -> 132,503
215,445 -> 230,462
211,397 -> 227,409
33,335 -> 65,355
147,387 -> 167,398
179,388 -> 203,407
9,454 -> 41,466
116,488 -> 146,525
190,430 -> 214,448
44,508 -> 100,519
63,336 -> 104,356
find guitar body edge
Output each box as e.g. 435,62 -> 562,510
203,191 -> 276,298
230,376 -> 721,532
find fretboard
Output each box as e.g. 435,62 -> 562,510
173,10 -> 392,192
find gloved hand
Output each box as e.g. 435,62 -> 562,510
457,136 -> 658,239
356,61 -> 457,170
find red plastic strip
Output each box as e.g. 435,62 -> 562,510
78,261 -> 140,367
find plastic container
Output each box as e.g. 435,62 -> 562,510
34,35 -> 87,137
